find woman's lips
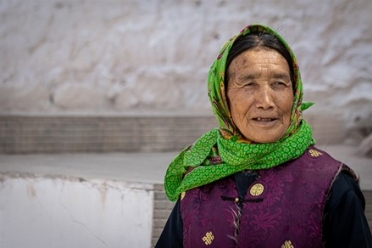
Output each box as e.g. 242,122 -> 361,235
253,117 -> 277,122
251,118 -> 279,128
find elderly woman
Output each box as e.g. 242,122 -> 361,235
156,24 -> 372,247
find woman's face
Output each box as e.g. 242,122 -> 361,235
226,47 -> 294,143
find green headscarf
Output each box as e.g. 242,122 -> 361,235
164,24 -> 315,201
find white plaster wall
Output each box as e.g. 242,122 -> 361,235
0,0 -> 371,128
0,175 -> 153,248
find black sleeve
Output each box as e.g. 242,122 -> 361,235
155,200 -> 183,248
323,171 -> 372,248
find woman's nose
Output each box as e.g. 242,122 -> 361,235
255,86 -> 274,109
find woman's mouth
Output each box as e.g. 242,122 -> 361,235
254,117 -> 277,122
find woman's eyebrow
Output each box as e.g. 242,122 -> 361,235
270,72 -> 290,80
239,72 -> 261,80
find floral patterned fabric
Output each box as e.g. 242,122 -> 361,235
164,24 -> 315,201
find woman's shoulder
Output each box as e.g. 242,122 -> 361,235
331,171 -> 363,199
305,145 -> 359,182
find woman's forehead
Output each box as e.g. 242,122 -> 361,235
228,49 -> 290,74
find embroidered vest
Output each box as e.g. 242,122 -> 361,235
180,147 -> 354,248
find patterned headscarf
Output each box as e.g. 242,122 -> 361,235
164,24 -> 314,201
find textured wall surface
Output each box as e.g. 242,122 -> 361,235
1,0 -> 371,129
0,174 -> 153,248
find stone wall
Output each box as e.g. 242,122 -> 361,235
1,0 -> 372,137
0,111 -> 348,154
0,114 -> 217,153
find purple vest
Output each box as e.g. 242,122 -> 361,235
181,146 -> 354,248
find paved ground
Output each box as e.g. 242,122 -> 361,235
0,144 -> 371,189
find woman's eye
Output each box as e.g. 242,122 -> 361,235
244,82 -> 256,87
272,81 -> 287,87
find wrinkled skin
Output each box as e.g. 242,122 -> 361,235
227,47 -> 294,143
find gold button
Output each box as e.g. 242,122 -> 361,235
250,183 -> 264,196
235,197 -> 239,203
